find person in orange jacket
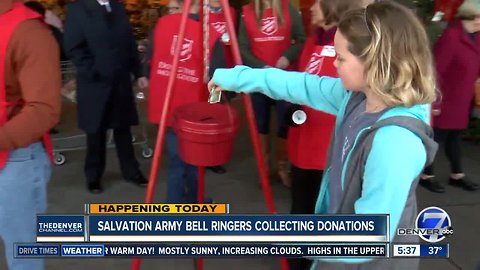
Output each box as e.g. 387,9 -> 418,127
0,1 -> 61,269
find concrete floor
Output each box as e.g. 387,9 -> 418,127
6,100 -> 480,269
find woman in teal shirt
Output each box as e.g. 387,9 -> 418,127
209,1 -> 438,269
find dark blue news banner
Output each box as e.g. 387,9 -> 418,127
15,243 -> 388,258
88,215 -> 388,236
35,215 -> 389,243
420,244 -> 448,257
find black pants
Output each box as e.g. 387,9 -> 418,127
288,165 -> 323,270
424,128 -> 463,175
251,93 -> 289,139
85,127 -> 139,183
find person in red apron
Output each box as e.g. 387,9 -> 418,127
209,0 -> 237,68
286,0 -> 368,269
148,0 -> 224,203
204,0 -> 238,174
239,0 -> 306,187
0,1 -> 61,269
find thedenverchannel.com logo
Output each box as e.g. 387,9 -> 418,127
397,206 -> 453,243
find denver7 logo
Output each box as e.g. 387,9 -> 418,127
416,206 -> 452,243
170,35 -> 194,62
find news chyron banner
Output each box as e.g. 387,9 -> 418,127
36,204 -> 388,243
15,203 -> 453,259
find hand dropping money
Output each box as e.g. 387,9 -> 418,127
208,86 -> 222,104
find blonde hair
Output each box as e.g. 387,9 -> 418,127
456,0 -> 480,20
338,0 -> 436,107
254,0 -> 285,26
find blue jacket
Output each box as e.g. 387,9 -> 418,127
212,66 -> 437,268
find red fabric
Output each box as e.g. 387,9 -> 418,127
0,3 -> 53,169
287,36 -> 336,170
148,14 -> 220,126
242,0 -> 292,67
432,21 -> 480,129
300,7 -> 312,35
434,0 -> 463,22
209,7 -> 237,67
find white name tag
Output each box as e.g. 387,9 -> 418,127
320,46 -> 336,57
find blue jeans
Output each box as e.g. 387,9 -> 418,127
165,129 -> 198,203
0,142 -> 51,270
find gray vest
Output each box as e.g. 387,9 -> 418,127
313,93 -> 438,270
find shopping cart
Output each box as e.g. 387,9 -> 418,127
52,60 -> 153,166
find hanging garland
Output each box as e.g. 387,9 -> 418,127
203,0 -> 210,83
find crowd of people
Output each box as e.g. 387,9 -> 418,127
1,0 -> 480,270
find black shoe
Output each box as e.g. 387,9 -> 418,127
207,166 -> 226,174
419,178 -> 445,193
448,177 -> 479,191
125,172 -> 148,187
87,181 -> 103,194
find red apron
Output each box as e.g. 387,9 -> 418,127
434,0 -> 463,22
288,37 -> 336,170
0,3 -> 53,169
242,0 -> 292,67
209,7 -> 237,68
148,14 -> 220,126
